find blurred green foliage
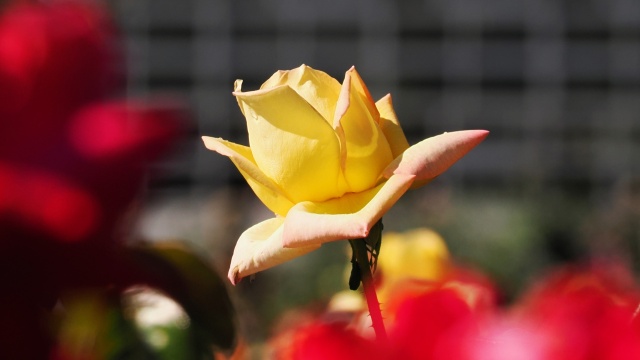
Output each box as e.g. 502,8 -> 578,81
52,242 -> 237,359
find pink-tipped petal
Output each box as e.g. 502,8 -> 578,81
382,130 -> 488,188
228,217 -> 320,285
282,174 -> 416,248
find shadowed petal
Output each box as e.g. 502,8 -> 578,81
342,66 -> 379,121
202,136 -> 294,216
382,130 -> 489,188
228,217 -> 320,285
376,94 -> 410,159
282,174 -> 416,248
333,67 -> 393,193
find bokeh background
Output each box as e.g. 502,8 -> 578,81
109,0 -> 640,343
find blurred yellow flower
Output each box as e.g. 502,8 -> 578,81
375,228 -> 496,320
377,228 -> 452,299
326,228 -> 452,332
203,65 -> 487,284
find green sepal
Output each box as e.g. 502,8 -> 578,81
347,219 -> 383,291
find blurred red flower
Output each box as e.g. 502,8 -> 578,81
0,0 -> 182,269
0,1 -> 184,357
0,0 -> 122,162
288,323 -> 385,360
273,268 -> 494,360
513,264 -> 640,360
275,263 -> 640,360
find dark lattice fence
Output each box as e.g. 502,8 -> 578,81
114,0 -> 640,200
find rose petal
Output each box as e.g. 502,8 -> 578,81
382,130 -> 488,188
282,174 -> 416,248
228,217 -> 320,285
333,67 -> 393,193
343,66 -> 379,120
260,64 -> 341,124
260,70 -> 287,89
234,84 -> 348,203
233,79 -> 246,116
202,136 -> 294,216
376,93 -> 410,159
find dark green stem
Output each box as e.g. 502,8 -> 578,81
349,220 -> 387,342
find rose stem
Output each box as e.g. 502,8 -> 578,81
352,232 -> 388,342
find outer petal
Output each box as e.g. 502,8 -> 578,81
260,64 -> 341,124
376,94 -> 410,158
234,84 -> 347,203
382,130 -> 489,188
228,217 -> 320,285
333,67 -> 393,193
202,136 -> 294,216
282,174 -> 416,248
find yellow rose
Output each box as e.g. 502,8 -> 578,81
376,228 -> 452,303
202,65 -> 487,284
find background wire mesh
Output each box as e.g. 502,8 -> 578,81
115,0 -> 640,196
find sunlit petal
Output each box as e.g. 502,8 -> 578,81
260,64 -> 341,124
282,174 -> 415,248
234,84 -> 347,203
202,136 -> 294,216
260,70 -> 288,89
228,217 -> 320,285
382,130 -> 489,188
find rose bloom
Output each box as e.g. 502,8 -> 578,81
203,65 -> 487,284
375,228 -> 452,303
